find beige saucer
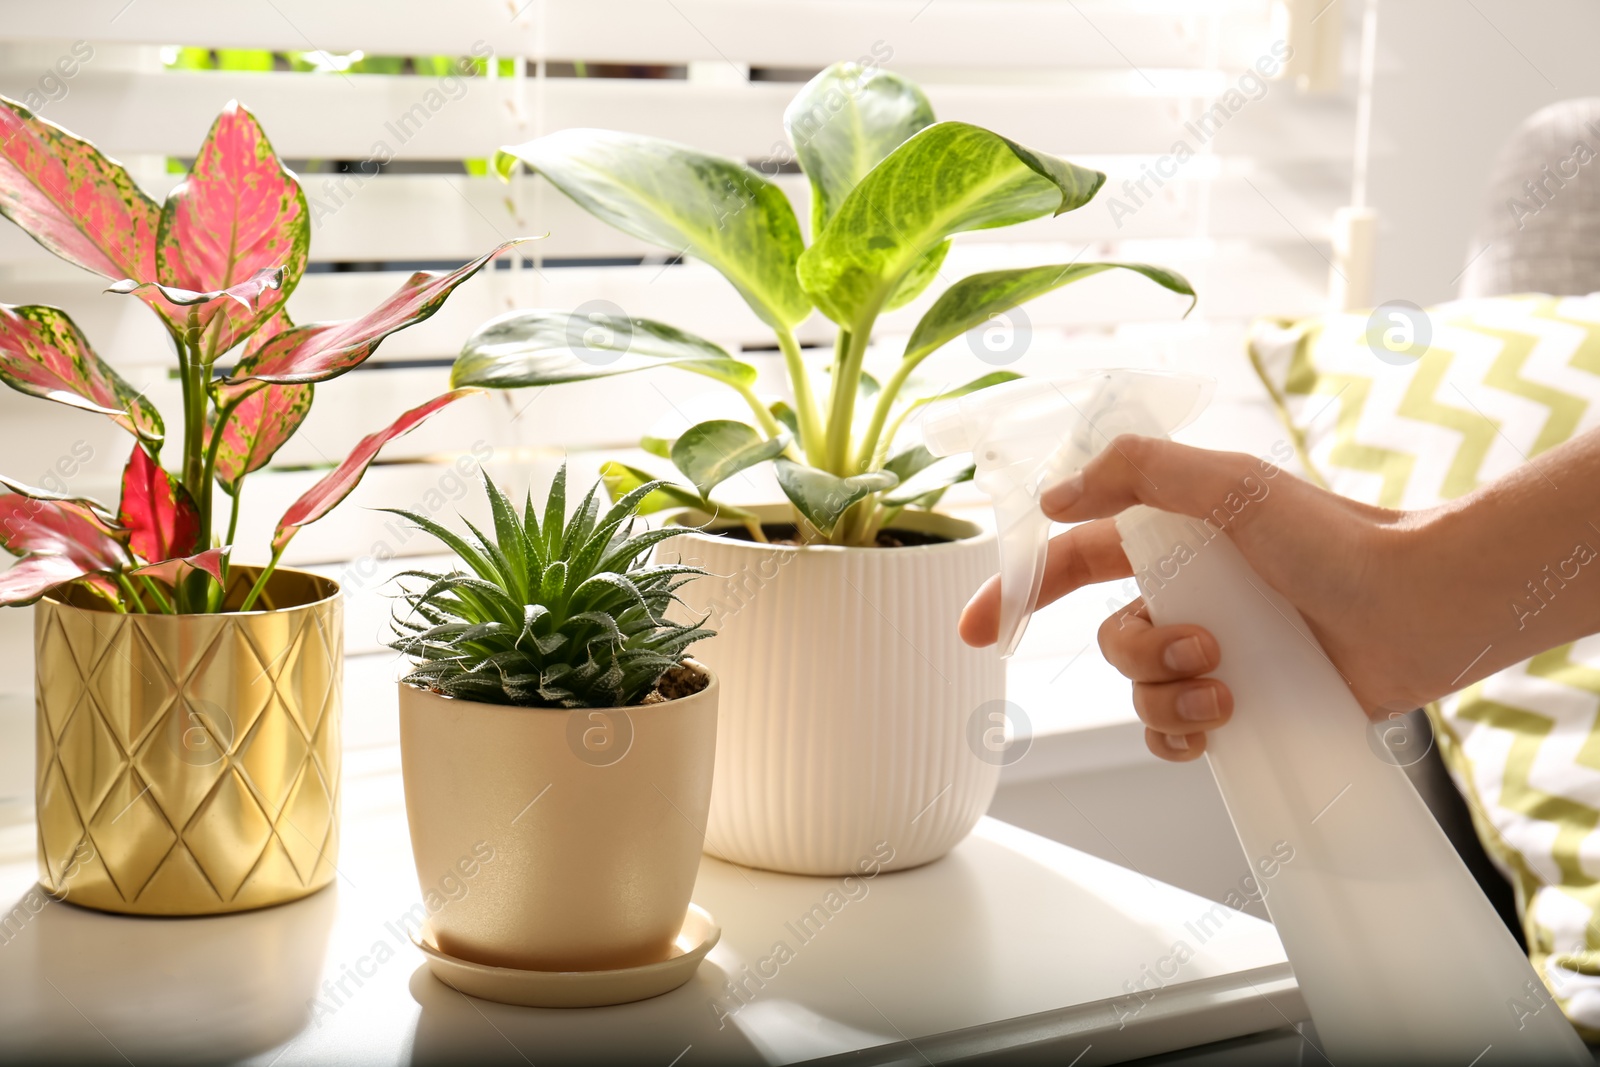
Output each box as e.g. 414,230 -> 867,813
411,904 -> 721,1008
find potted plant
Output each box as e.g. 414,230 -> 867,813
0,95 -> 527,914
390,466 -> 719,993
451,64 -> 1195,874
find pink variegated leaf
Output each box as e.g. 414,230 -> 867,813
0,555 -> 97,608
154,101 -> 308,357
232,239 -> 532,385
0,474 -> 117,521
207,310 -> 313,492
107,266 -> 283,358
129,547 -> 228,586
0,488 -> 129,571
0,303 -> 164,443
117,445 -> 201,564
0,95 -> 159,284
272,389 -> 481,554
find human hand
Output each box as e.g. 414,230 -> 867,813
959,436 -> 1433,762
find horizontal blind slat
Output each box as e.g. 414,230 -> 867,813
4,69 -> 1347,164
6,1 -> 1268,69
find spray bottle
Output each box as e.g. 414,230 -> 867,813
923,369 -> 1590,1064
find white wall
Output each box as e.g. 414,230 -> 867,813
1368,0 -> 1600,305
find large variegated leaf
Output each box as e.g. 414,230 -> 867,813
798,122 -> 1105,327
0,555 -> 97,607
0,474 -> 116,520
153,102 -> 308,356
881,454 -> 975,506
773,459 -> 897,537
233,240 -> 529,385
118,444 -> 200,563
272,389 -> 480,553
494,130 -> 810,331
904,262 -> 1196,362
207,311 -> 313,492
0,95 -> 159,284
107,266 -> 284,358
453,309 -> 756,389
0,488 -> 128,571
670,420 -> 789,497
129,547 -> 228,585
785,63 -> 936,237
0,303 -> 163,443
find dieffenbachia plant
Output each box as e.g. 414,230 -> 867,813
0,96 -> 530,613
453,63 -> 1195,546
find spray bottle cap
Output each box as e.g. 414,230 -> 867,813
923,369 -> 1212,657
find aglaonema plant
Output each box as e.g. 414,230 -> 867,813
0,96 -> 530,613
452,63 -> 1195,546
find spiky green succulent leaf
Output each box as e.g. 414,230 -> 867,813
390,464 -> 712,709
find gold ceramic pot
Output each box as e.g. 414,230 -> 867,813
398,662 -> 717,972
34,567 -> 342,916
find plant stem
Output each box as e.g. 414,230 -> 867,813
115,572 -> 148,614
180,338 -> 207,505
732,384 -> 787,443
776,329 -> 826,466
823,327 -> 871,475
140,575 -> 175,614
225,488 -> 242,548
858,356 -> 921,471
238,546 -> 285,613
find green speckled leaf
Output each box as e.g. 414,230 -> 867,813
453,309 -> 757,389
785,63 -> 935,237
906,262 -> 1195,361
494,129 -> 811,331
773,459 -> 897,537
670,420 -> 789,497
798,122 -> 1105,327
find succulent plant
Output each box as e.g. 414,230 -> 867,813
388,466 -> 713,709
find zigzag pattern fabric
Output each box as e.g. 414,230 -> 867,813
1249,293 -> 1600,1035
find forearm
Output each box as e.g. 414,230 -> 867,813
1409,428 -> 1600,698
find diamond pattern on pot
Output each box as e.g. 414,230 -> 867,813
87,770 -> 177,900
182,768 -> 275,901
55,694 -> 126,824
279,612 -> 336,740
236,696 -> 309,820
276,760 -> 335,884
89,625 -> 179,753
34,613 -> 79,739
181,617 -> 278,748
35,760 -> 84,890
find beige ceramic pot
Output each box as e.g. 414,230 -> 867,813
397,662 -> 718,972
661,506 -> 1006,876
34,567 -> 342,916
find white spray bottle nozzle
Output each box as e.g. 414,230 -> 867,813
923,369 -> 1213,657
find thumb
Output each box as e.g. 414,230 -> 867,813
1042,436 -> 1277,526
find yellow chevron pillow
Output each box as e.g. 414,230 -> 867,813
1249,293 -> 1600,1035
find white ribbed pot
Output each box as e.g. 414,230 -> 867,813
661,505 -> 1004,875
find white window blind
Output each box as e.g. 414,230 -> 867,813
0,0 -> 1356,595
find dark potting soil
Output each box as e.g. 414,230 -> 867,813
641,662 -> 711,704
714,523 -> 952,549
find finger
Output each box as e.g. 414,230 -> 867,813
1042,436 -> 1271,526
1097,604 -> 1221,683
1132,678 -> 1233,734
1146,725 -> 1207,762
959,518 -> 1130,647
